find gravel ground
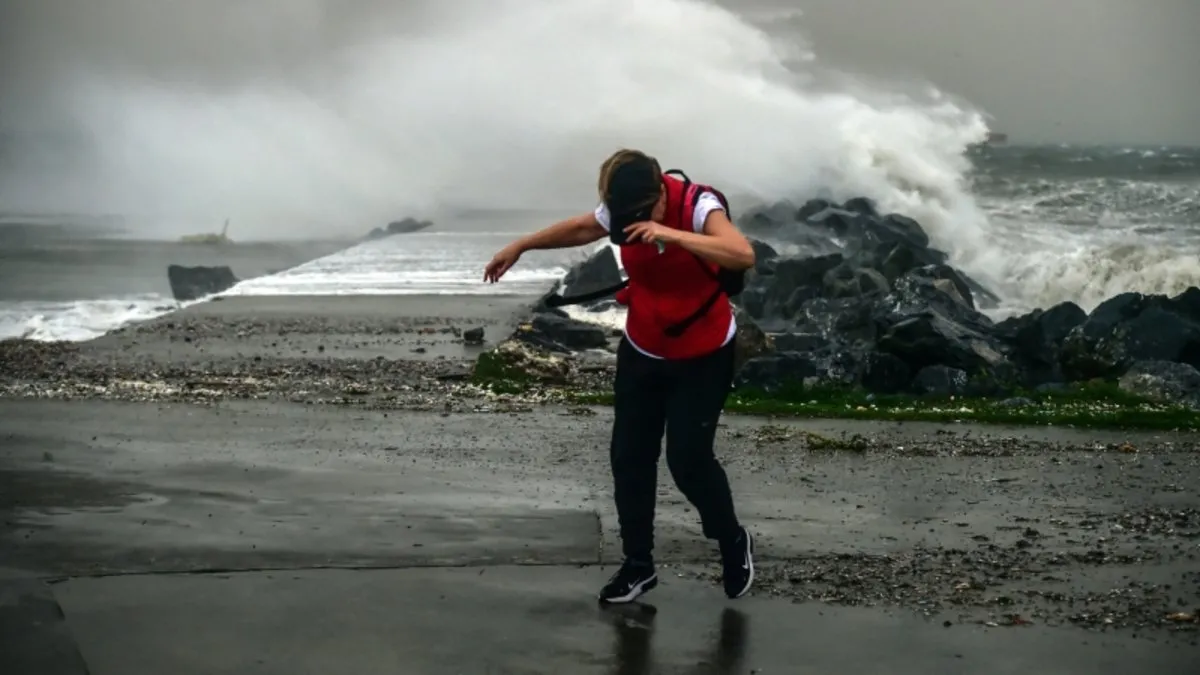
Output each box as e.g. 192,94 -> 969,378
0,319 -> 616,411
687,518 -> 1199,638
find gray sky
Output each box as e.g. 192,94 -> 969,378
2,0 -> 1196,146
741,0 -> 1200,145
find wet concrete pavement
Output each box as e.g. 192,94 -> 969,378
2,398 -> 1198,673
48,566 -> 1192,675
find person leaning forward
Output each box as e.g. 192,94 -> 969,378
484,148 -> 756,604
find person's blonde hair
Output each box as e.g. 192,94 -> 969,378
597,148 -> 662,211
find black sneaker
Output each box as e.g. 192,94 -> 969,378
599,559 -> 658,604
719,527 -> 754,599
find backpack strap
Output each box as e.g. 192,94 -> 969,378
541,278 -> 628,308
663,286 -> 726,337
663,169 -> 694,229
660,170 -> 734,337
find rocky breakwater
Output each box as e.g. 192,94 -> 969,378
484,195 -> 1200,408
362,217 -> 434,241
732,196 -> 1200,403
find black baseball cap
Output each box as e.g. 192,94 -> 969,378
605,158 -> 661,245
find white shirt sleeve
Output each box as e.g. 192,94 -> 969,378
691,192 -> 725,233
594,191 -> 724,235
593,202 -> 611,232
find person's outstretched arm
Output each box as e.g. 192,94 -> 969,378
484,212 -> 607,282
517,211 -> 608,252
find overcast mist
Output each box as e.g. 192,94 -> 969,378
741,0 -> 1200,146
0,0 -> 1196,238
5,0 -> 1195,144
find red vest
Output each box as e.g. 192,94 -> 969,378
616,174 -> 734,360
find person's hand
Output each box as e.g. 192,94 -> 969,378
484,243 -> 523,283
622,221 -> 677,246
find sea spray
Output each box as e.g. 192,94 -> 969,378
2,1 -> 989,242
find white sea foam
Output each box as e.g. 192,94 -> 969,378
0,295 -> 181,342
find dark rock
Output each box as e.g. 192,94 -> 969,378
873,213 -> 927,248
733,309 -> 772,372
1109,302 -> 1200,362
735,341 -> 910,395
772,333 -> 825,353
795,198 -> 835,222
869,267 -> 988,333
749,238 -> 779,271
964,360 -> 1024,396
841,196 -> 879,218
793,296 -> 878,344
735,352 -> 818,393
897,264 -> 978,312
462,327 -> 485,345
995,302 -> 1087,384
562,246 -> 622,296
1060,291 -> 1200,381
525,314 -> 608,351
363,217 -> 433,240
806,207 -> 862,237
167,264 -> 238,302
794,342 -> 869,388
823,263 -> 890,299
1118,360 -> 1200,408
873,240 -> 950,283
859,352 -> 911,394
738,200 -> 802,234
912,365 -> 969,395
877,311 -> 1007,374
740,253 -> 845,327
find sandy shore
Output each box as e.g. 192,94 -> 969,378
89,293 -> 542,363
1,293 -> 1198,672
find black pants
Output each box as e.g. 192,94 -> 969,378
610,336 -> 741,561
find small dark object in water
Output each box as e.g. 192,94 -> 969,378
167,264 -> 239,302
363,217 -> 433,240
